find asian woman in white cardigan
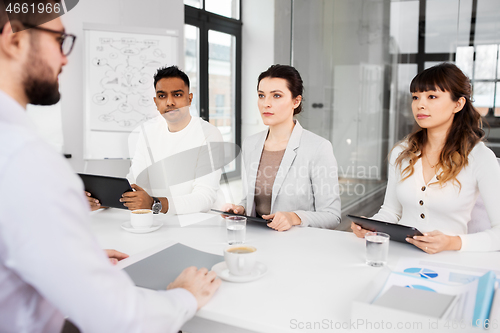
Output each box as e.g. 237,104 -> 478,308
352,63 -> 500,253
223,65 -> 341,231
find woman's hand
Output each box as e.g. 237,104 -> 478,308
350,222 -> 371,238
406,230 -> 462,254
220,203 -> 245,216
105,249 -> 129,265
262,211 -> 301,232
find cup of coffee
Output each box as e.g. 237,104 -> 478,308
130,209 -> 153,229
224,245 -> 257,276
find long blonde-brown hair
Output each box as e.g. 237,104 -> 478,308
396,63 -> 484,187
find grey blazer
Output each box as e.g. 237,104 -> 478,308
239,121 -> 341,229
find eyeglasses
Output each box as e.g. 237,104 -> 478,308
22,23 -> 77,56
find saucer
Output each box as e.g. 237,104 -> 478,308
120,221 -> 163,234
211,261 -> 268,283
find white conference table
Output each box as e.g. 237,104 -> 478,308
90,209 -> 500,333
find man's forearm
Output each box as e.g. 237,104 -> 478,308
159,197 -> 169,214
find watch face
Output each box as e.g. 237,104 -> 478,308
152,200 -> 162,214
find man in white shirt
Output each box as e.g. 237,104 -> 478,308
0,4 -> 220,333
88,66 -> 225,215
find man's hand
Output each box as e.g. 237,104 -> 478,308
120,184 -> 154,211
167,266 -> 222,310
85,191 -> 101,211
406,230 -> 462,254
262,211 -> 301,232
105,249 -> 129,265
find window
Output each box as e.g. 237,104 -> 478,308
215,94 -> 225,117
184,24 -> 200,117
184,0 -> 242,176
468,44 -> 499,116
205,0 -> 239,19
393,0 -> 500,156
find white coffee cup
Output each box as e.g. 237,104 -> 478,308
130,209 -> 153,229
224,245 -> 257,276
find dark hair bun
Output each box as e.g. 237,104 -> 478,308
258,64 -> 304,115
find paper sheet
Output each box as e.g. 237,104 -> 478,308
394,258 -> 500,285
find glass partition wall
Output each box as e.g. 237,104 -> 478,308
291,0 -> 500,230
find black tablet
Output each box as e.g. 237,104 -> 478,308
78,173 -> 133,209
211,209 -> 271,223
347,215 -> 424,243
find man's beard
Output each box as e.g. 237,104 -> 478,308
22,41 -> 61,106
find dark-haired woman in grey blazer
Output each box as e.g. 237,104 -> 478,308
223,65 -> 341,231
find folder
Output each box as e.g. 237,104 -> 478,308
123,243 -> 223,290
473,271 -> 497,327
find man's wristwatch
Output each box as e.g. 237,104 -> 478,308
151,197 -> 162,214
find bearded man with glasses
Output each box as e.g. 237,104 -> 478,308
0,21 -> 76,105
0,1 -> 220,333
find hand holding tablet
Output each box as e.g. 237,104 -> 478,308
211,209 -> 271,223
348,215 -> 424,243
78,174 -> 133,210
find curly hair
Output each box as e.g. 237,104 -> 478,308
395,63 -> 485,188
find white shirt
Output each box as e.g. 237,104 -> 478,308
0,90 -> 197,333
127,115 -> 225,215
372,142 -> 500,252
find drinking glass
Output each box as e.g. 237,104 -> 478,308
225,216 -> 246,245
365,232 -> 390,267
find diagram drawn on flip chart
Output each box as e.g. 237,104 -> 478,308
83,24 -> 178,159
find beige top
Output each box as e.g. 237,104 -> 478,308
239,120 -> 341,229
254,149 -> 286,217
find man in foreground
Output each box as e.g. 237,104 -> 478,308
0,3 -> 220,332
